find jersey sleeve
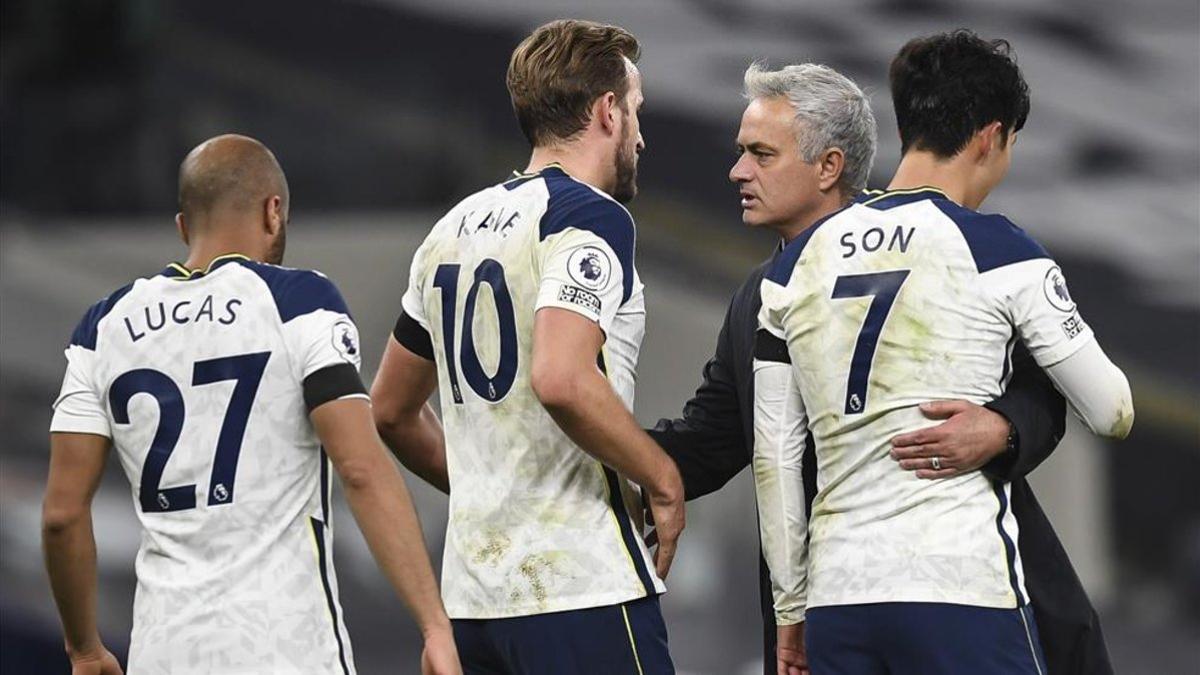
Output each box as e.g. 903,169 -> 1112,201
752,324 -> 810,626
400,239 -> 431,332
535,199 -> 634,335
276,272 -> 369,406
391,237 -> 438,359
50,343 -> 110,437
986,258 -> 1095,368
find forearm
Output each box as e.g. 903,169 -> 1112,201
376,403 -> 449,494
43,515 -> 102,656
647,352 -> 749,500
649,419 -> 747,501
342,456 -> 451,637
542,370 -> 678,496
982,343 -> 1066,481
1045,340 -> 1134,439
752,359 -> 809,625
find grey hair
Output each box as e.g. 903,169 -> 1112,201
743,62 -> 877,196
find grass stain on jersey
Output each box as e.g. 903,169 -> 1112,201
473,531 -> 512,566
518,554 -> 556,607
1110,399 -> 1135,439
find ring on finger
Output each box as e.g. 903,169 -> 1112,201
930,456 -> 942,471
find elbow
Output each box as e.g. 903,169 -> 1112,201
372,402 -> 402,437
530,363 -> 579,413
1086,378 -> 1135,440
371,392 -> 417,441
1092,401 -> 1135,440
42,502 -> 87,538
335,457 -> 379,493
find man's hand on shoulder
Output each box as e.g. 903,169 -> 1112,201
889,400 -> 1011,479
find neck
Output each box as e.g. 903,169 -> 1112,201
888,150 -> 986,209
774,190 -> 848,243
182,233 -> 257,271
526,142 -> 612,196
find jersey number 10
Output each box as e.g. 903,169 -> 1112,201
433,259 -> 519,404
110,352 -> 270,513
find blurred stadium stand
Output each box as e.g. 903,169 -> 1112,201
2,1 -> 1197,672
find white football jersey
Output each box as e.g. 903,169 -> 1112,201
51,254 -> 365,674
399,164 -> 664,619
755,188 -> 1099,617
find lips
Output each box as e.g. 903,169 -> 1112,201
740,191 -> 757,208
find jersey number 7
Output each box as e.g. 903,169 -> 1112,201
109,352 -> 270,513
831,270 -> 910,415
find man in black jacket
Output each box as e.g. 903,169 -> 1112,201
649,56 -> 1113,674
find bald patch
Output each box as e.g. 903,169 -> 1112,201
178,134 -> 289,224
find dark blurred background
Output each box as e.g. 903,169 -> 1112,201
2,1 -> 1197,673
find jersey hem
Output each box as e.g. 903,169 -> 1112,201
49,415 -> 111,438
445,587 -> 663,620
1033,330 -> 1095,368
807,589 -> 1020,611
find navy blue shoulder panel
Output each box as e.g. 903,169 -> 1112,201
503,174 -> 538,191
69,281 -> 137,349
238,260 -> 352,323
932,199 -> 1050,273
764,204 -> 851,286
538,169 -> 635,303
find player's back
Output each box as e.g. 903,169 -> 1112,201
400,164 -> 663,619
53,254 -> 360,674
760,187 -> 1075,611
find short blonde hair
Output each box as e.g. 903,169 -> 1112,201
506,19 -> 640,147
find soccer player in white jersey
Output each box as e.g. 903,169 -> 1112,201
748,34 -> 1135,675
370,19 -> 683,675
42,135 -> 461,675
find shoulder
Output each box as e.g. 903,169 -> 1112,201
930,199 -> 1050,273
764,204 -> 855,286
234,260 -> 351,322
737,255 -> 774,302
538,169 -> 634,247
69,278 -> 143,349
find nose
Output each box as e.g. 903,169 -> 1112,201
729,153 -> 751,184
636,130 -> 645,153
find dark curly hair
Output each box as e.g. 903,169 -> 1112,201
889,29 -> 1030,157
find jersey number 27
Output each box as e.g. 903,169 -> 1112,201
110,352 -> 270,513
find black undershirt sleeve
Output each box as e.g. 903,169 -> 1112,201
393,310 -> 435,361
754,329 -> 791,364
303,363 -> 367,412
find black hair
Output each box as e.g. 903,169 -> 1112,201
889,30 -> 1031,157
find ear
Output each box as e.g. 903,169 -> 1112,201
594,91 -> 619,137
263,196 -> 283,235
175,213 -> 189,246
816,147 -> 846,193
977,121 -> 1005,159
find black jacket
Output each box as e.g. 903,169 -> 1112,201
649,256 -> 1113,675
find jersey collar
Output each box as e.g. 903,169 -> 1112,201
508,162 -> 567,180
160,253 -> 251,280
854,186 -> 950,210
